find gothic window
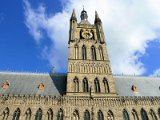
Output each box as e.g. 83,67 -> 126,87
12,108 -> 20,120
140,108 -> 149,120
99,46 -> 104,60
84,110 -> 90,120
73,110 -> 79,120
74,77 -> 79,92
82,45 -> 87,60
94,78 -> 100,93
131,109 -> 139,120
107,110 -> 114,120
103,78 -> 110,93
91,30 -> 95,40
2,108 -> 9,120
35,108 -> 42,120
47,108 -> 53,120
57,109 -> 64,120
91,46 -> 97,60
123,109 -> 130,120
80,29 -> 83,39
97,110 -> 104,120
158,108 -> 160,118
150,109 -> 157,120
75,45 -> 79,59
83,78 -> 89,92
25,108 -> 31,120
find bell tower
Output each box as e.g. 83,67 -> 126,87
67,8 -> 117,96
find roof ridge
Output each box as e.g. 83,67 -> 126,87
0,71 -> 49,76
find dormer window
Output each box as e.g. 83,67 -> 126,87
2,81 -> 9,89
131,85 -> 138,92
38,83 -> 44,91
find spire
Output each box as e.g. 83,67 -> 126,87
80,7 -> 88,20
70,8 -> 77,21
94,11 -> 101,24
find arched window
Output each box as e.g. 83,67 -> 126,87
82,45 -> 87,60
57,109 -> 63,120
91,46 -> 97,60
94,78 -> 100,93
35,108 -> 42,120
97,110 -> 104,120
75,45 -> 79,59
158,108 -> 160,118
99,46 -> 104,60
74,77 -> 79,92
107,110 -> 114,120
103,78 -> 110,93
91,30 -> 95,40
25,108 -> 31,120
12,108 -> 20,120
141,108 -> 148,120
123,109 -> 130,120
84,110 -> 90,120
2,108 -> 9,120
47,108 -> 53,120
73,110 -> 79,120
150,109 -> 157,120
83,78 -> 89,92
80,29 -> 83,39
131,109 -> 139,120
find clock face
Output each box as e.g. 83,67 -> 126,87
82,30 -> 93,39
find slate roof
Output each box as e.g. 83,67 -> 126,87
0,72 -> 66,96
0,72 -> 160,96
114,75 -> 160,96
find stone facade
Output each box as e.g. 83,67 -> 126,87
0,95 -> 160,120
0,9 -> 160,120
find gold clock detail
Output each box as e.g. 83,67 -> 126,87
81,30 -> 93,39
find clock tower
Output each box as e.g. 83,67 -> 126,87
67,9 -> 117,96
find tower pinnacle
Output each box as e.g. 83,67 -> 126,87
94,11 -> 101,24
70,8 -> 77,21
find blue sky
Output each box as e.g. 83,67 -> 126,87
0,0 -> 160,75
0,0 -> 62,73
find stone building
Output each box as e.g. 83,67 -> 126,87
0,9 -> 160,120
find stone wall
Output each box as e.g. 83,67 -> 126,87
0,95 -> 159,120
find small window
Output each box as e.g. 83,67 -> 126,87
131,85 -> 138,92
2,81 -> 9,89
38,83 -> 44,91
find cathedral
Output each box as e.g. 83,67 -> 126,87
0,8 -> 160,120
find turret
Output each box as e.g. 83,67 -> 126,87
94,11 -> 105,44
69,9 -> 77,44
94,11 -> 102,24
70,8 -> 77,21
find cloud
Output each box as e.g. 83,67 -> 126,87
23,0 -> 160,74
151,68 -> 160,76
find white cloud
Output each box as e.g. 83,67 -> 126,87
151,68 -> 160,76
24,0 -> 160,74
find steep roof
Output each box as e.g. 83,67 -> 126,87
0,72 -> 160,97
114,75 -> 160,96
0,72 -> 66,96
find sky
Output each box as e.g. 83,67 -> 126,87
0,0 -> 160,76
